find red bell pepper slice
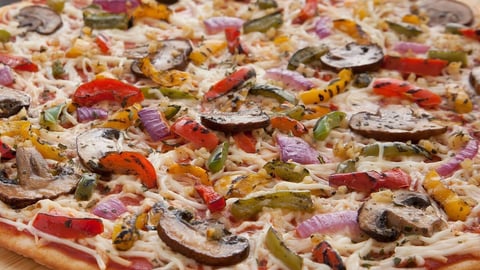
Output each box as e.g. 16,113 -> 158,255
382,55 -> 448,77
459,28 -> 480,41
372,78 -> 442,108
225,27 -> 243,54
204,67 -> 256,101
194,184 -> 226,212
0,140 -> 15,161
312,241 -> 346,270
72,78 -> 144,107
328,168 -> 411,193
99,151 -> 158,189
270,116 -> 308,137
0,53 -> 39,72
32,213 -> 104,239
232,131 -> 256,153
95,33 -> 111,54
293,0 -> 318,24
171,116 -> 219,151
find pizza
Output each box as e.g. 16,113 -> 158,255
0,0 -> 479,269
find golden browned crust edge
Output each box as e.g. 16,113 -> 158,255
0,221 -> 102,270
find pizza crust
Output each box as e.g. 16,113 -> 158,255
0,221 -> 111,270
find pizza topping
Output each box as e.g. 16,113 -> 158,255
168,163 -> 211,185
314,16 -> 332,39
200,108 -> 270,133
263,160 -> 309,182
194,184 -> 226,212
203,16 -> 244,35
300,69 -> 353,104
436,138 -> 478,177
296,210 -> 360,238
372,78 -> 442,108
170,117 -> 219,151
357,190 -> 446,242
249,84 -> 297,104
138,108 -> 171,141
207,141 -> 229,173
293,0 -> 317,24
333,19 -> 370,43
76,107 -> 108,123
32,213 -> 104,239
313,111 -> 347,140
423,170 -> 472,221
102,103 -> 141,129
382,55 -> 449,76
0,147 -> 78,209
112,214 -> 140,251
92,197 -> 128,220
232,131 -> 257,153
361,142 -> 432,159
312,241 -> 346,270
98,151 -> 158,189
265,226 -> 303,270
76,128 -> 121,174
276,133 -> 321,164
16,5 -> 63,35
287,45 -> 328,71
0,140 -> 15,161
155,203 -> 250,266
243,10 -> 283,33
83,6 -> 132,30
72,78 -> 144,107
0,67 -> 14,86
74,173 -> 97,201
257,0 -> 278,9
392,41 -> 430,54
230,190 -> 314,220
329,168 -> 411,193
270,116 -> 307,137
131,39 -> 192,77
386,21 -> 422,38
427,50 -> 468,67
319,43 -> 384,73
264,68 -> 315,91
205,67 -> 256,100
92,0 -> 139,14
422,0 -> 474,26
469,66 -> 480,94
445,83 -> 473,114
349,106 -> 447,141
0,53 -> 39,72
0,86 -> 30,118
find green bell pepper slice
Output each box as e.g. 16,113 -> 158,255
313,111 -> 346,140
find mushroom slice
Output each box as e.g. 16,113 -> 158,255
0,86 -> 30,118
358,190 -> 446,242
76,128 -> 121,174
470,66 -> 480,95
0,147 -> 78,209
421,0 -> 474,26
155,203 -> 250,266
130,39 -> 192,76
320,42 -> 384,73
349,105 -> 447,141
17,5 -> 63,35
200,108 -> 270,133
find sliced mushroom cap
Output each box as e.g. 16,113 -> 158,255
130,39 -> 192,76
156,203 -> 250,266
0,147 -> 78,209
358,190 -> 446,242
421,0 -> 474,26
156,0 -> 179,4
76,128 -> 121,174
17,5 -> 63,35
470,66 -> 480,95
320,43 -> 384,73
0,86 -> 30,118
200,108 -> 270,133
349,105 -> 447,141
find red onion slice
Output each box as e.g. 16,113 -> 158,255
296,210 -> 360,238
76,107 -> 108,123
275,133 -> 320,164
314,16 -> 332,39
92,197 -> 128,220
392,41 -> 430,54
93,0 -> 139,13
264,68 -> 314,91
204,16 -> 245,35
436,139 -> 478,176
0,66 -> 14,86
138,108 -> 171,141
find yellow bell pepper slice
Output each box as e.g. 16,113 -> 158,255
189,40 -> 227,65
102,103 -> 141,129
168,163 -> 211,186
132,2 -> 171,21
299,69 -> 352,104
139,58 -> 190,87
423,170 -> 471,221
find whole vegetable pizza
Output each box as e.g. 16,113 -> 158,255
0,0 -> 479,269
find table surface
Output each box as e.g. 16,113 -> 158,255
0,247 -> 49,270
